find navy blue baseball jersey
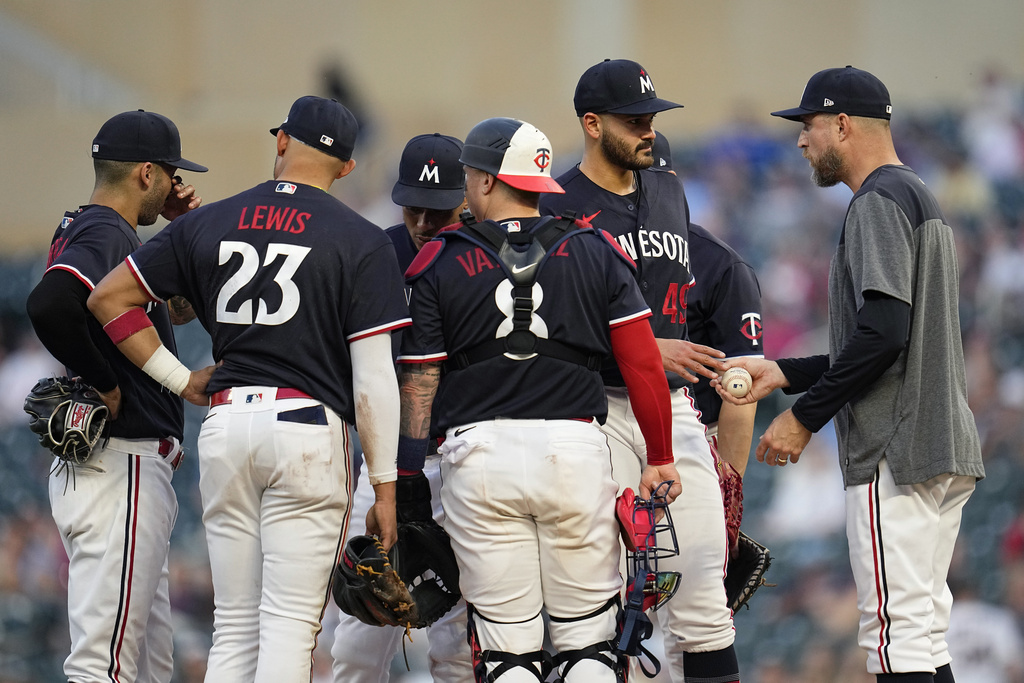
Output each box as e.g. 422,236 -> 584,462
46,205 -> 184,440
127,180 -> 411,424
540,167 -> 693,389
686,223 -> 764,426
398,216 -> 651,433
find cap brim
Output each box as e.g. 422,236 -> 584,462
497,174 -> 565,194
391,183 -> 466,210
172,158 -> 208,173
604,98 -> 683,115
770,107 -> 815,121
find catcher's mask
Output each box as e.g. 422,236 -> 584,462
616,481 -> 680,611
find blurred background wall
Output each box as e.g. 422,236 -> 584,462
1,2 -> 1023,682
0,0 -> 1021,250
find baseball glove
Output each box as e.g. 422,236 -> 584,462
24,376 -> 109,464
724,531 -> 773,612
334,519 -> 461,629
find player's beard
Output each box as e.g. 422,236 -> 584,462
808,144 -> 845,187
602,131 -> 654,172
138,184 -> 168,226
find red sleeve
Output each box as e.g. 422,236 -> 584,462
610,318 -> 673,466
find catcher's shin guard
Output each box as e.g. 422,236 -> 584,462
467,604 -> 553,683
549,597 -> 625,682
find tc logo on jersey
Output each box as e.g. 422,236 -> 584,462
639,70 -> 654,94
740,312 -> 762,346
275,182 -> 297,194
534,148 -> 551,171
420,160 -> 440,184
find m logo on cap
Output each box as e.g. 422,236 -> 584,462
320,134 -> 334,146
420,162 -> 440,184
639,71 -> 654,94
534,148 -> 551,171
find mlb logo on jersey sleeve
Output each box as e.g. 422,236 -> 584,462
276,182 -> 297,194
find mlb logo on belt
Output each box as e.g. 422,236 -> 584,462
246,393 -> 264,404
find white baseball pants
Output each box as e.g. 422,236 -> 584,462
49,437 -> 180,683
847,456 -> 975,675
198,387 -> 353,683
602,386 -> 735,681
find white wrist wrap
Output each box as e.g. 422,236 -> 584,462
141,345 -> 191,395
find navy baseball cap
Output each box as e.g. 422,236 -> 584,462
92,110 -> 207,172
651,131 -> 673,171
460,118 -> 564,194
574,59 -> 683,117
771,66 -> 892,121
270,96 -> 358,161
391,134 -> 466,210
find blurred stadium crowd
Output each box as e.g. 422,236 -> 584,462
1,69 -> 1023,682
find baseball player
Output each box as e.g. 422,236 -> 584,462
87,96 -> 410,683
540,60 -> 741,683
331,132 -> 473,683
650,131 -> 763,478
397,117 -> 680,682
718,66 -> 984,682
24,109 -> 206,683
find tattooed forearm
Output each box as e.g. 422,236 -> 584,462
167,296 -> 196,325
399,362 -> 441,439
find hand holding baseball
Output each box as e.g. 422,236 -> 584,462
712,358 -> 787,405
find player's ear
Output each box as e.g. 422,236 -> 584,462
336,158 -> 357,179
137,162 -> 156,190
276,130 -> 289,157
581,113 -> 602,140
836,113 -> 850,140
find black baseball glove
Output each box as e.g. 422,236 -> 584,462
334,519 -> 461,629
724,531 -> 773,611
24,376 -> 109,464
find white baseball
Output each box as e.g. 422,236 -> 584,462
723,367 -> 752,398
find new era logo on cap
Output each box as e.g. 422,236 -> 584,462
824,98 -> 835,107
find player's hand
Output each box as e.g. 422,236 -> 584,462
711,358 -> 788,405
755,408 -> 811,467
180,364 -> 217,407
656,338 -> 727,383
639,464 -> 682,506
367,480 -> 398,551
161,176 -> 202,221
98,385 -> 122,420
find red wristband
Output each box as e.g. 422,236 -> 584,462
103,307 -> 154,345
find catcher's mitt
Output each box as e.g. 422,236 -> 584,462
334,519 -> 461,629
24,376 -> 109,464
724,531 -> 773,612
